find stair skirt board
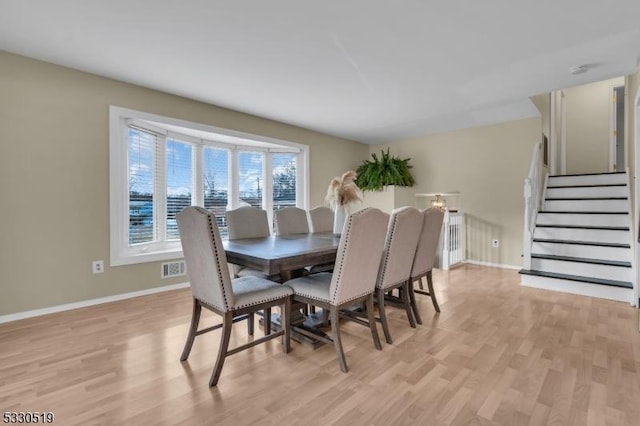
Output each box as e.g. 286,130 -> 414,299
533,227 -> 628,244
520,274 -> 633,303
547,173 -> 626,186
532,241 -> 631,262
544,199 -> 628,212
529,258 -> 631,282
545,186 -> 627,198
536,212 -> 629,227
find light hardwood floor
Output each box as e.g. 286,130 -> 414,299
1,265 -> 639,425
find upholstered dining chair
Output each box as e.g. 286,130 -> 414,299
274,206 -> 310,235
177,206 -> 293,387
410,207 -> 445,324
284,207 -> 388,373
375,206 -> 424,345
305,206 -> 335,274
226,206 -> 271,281
226,206 -> 274,334
274,206 -> 323,282
308,206 -> 334,233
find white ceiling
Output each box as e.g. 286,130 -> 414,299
1,1 -> 639,144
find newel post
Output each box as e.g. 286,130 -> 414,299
523,178 -> 533,270
442,209 -> 451,270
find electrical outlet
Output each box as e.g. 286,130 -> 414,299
92,260 -> 104,274
492,239 -> 500,248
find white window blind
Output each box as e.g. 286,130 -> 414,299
203,146 -> 229,237
128,127 -> 156,245
238,151 -> 264,209
272,153 -> 297,208
165,139 -> 193,240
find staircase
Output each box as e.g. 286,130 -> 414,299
520,171 -> 635,303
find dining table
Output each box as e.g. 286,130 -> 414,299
223,232 -> 341,281
222,232 -> 342,347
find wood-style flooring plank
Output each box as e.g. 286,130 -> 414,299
1,265 -> 639,425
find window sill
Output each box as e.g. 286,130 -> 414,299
110,247 -> 185,267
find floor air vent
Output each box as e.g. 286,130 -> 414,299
161,261 -> 186,279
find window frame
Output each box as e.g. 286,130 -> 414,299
109,106 -> 309,266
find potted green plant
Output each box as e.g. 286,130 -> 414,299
355,148 -> 415,191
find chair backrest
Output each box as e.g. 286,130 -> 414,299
226,206 -> 270,240
308,206 -> 334,233
330,208 -> 388,305
376,206 -> 424,290
177,207 -> 234,311
275,206 -> 310,235
410,208 -> 445,279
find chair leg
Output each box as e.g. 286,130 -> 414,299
366,294 -> 382,350
418,276 -> 425,290
322,309 -> 330,327
377,288 -> 393,345
401,283 -> 417,328
427,271 -> 440,313
247,312 -> 255,336
180,298 -> 202,361
330,306 -> 348,373
209,311 -> 233,387
408,280 -> 422,325
264,308 -> 271,335
282,297 -> 291,354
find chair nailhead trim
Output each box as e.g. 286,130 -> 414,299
206,211 -> 231,311
233,293 -> 291,309
377,211 -> 400,289
331,212 -> 355,303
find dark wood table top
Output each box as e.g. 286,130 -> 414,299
223,232 -> 341,277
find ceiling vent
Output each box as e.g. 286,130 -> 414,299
569,65 -> 589,75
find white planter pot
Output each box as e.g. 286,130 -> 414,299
333,206 -> 346,234
361,186 -> 415,213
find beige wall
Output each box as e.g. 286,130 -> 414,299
565,77 -> 624,174
530,94 -> 550,139
374,117 -> 540,267
628,71 -> 639,286
530,93 -> 553,174
627,72 -> 639,182
0,52 -> 368,315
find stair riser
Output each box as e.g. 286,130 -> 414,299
545,186 -> 627,198
544,199 -> 628,212
532,242 -> 631,262
533,227 -> 629,244
548,174 -> 626,186
530,258 -> 631,282
536,213 -> 629,227
520,275 -> 632,303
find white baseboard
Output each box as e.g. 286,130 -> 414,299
520,275 -> 633,304
464,260 -> 521,271
0,282 -> 190,325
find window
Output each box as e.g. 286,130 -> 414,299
203,146 -> 229,237
272,152 -> 297,212
128,128 -> 155,245
238,151 -> 264,208
110,106 -> 308,266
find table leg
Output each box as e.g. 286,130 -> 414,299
266,302 -> 329,349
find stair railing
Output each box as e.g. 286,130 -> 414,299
523,142 -> 544,270
626,168 -> 638,307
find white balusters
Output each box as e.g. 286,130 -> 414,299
523,142 -> 545,270
441,209 -> 465,270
